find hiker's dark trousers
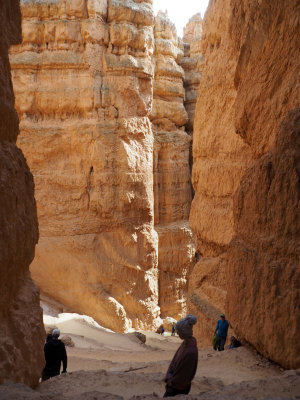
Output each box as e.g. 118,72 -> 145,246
163,384 -> 191,397
218,336 -> 226,351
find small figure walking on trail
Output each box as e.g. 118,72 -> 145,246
42,329 -> 67,381
161,324 -> 165,335
171,323 -> 176,336
214,313 -> 229,351
164,315 -> 198,397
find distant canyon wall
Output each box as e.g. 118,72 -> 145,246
0,0 -> 44,387
10,0 -> 196,331
189,0 -> 300,369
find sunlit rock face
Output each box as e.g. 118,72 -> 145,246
0,0 -> 44,387
10,0 -> 160,332
188,0 -> 252,346
181,13 -> 205,135
190,0 -> 300,368
151,11 -> 195,319
10,0 -> 196,331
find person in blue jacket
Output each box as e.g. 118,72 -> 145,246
214,313 -> 229,351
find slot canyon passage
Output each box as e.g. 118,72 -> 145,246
0,0 -> 299,398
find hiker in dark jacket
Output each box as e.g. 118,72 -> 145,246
164,315 -> 198,397
42,329 -> 67,381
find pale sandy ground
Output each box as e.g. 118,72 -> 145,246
0,301 -> 299,400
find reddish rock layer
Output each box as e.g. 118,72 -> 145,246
0,0 -> 44,387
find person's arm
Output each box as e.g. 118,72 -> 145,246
61,343 -> 67,373
215,321 -> 219,335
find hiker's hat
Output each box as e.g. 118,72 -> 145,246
220,313 -> 225,318
52,328 -> 60,337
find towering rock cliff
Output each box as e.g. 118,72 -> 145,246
188,0 -> 252,344
151,11 -> 195,318
181,14 -> 205,135
0,0 -> 44,387
10,0 -> 160,332
190,0 -> 300,368
10,0 -> 195,331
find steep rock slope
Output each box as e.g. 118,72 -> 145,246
151,11 -> 195,318
0,0 -> 44,387
10,0 -> 160,332
190,0 -> 300,367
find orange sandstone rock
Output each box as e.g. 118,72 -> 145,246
226,109 -> 300,369
10,0 -> 160,332
181,14 -> 205,135
188,0 -> 252,343
0,0 -> 44,387
151,11 -> 195,319
190,0 -> 300,367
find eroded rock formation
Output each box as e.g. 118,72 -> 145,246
188,0 -> 252,345
227,108 -> 300,369
181,14 -> 205,135
0,0 -> 44,387
10,0 -> 196,331
10,0 -> 160,332
190,0 -> 300,367
151,11 -> 195,318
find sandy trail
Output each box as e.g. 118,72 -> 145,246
37,308 -> 296,399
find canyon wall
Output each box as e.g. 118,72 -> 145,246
181,14 -> 205,135
190,0 -> 300,368
151,11 -> 195,318
0,0 -> 44,387
188,0 -> 252,344
10,0 -> 195,330
10,0 -> 160,332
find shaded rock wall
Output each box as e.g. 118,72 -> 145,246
10,0 -> 160,332
151,11 -> 195,319
227,108 -> 300,369
190,0 -> 300,367
0,0 -> 44,387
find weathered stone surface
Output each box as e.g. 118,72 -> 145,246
226,108 -> 300,369
0,0 -> 44,387
189,0 -> 300,366
188,0 -> 252,344
10,0 -> 160,333
181,14 -> 205,134
151,11 -> 195,319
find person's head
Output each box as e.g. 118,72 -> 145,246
52,328 -> 60,338
220,313 -> 225,322
175,314 -> 197,340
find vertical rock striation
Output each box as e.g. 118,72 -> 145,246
181,14 -> 205,135
0,0 -> 44,387
10,0 -> 160,332
190,0 -> 300,368
151,11 -> 195,319
188,0 -> 252,344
